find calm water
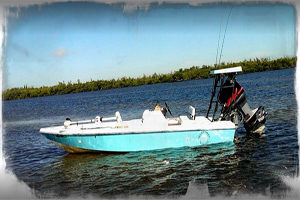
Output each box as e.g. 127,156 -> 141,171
3,68 -> 299,198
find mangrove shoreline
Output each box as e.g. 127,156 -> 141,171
2,57 -> 296,101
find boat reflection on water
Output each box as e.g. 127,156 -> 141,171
43,142 -> 235,197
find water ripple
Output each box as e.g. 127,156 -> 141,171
2,69 -> 299,198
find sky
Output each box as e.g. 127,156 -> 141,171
3,2 -> 296,89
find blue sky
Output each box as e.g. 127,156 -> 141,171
3,2 -> 296,89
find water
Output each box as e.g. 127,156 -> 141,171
2,68 -> 298,198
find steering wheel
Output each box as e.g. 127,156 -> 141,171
165,102 -> 173,117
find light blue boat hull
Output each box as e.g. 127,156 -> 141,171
42,129 -> 235,152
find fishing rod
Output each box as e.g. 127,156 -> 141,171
218,6 -> 233,66
207,6 -> 234,119
215,15 -> 223,67
215,6 -> 233,67
208,6 -> 267,134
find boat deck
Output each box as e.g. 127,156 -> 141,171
40,115 -> 235,136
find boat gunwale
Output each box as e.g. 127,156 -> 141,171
40,127 -> 236,136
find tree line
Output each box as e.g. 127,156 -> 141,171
2,57 -> 296,101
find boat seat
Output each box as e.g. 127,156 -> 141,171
142,110 -> 168,128
188,106 -> 196,120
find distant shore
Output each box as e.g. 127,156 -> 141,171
2,57 -> 296,101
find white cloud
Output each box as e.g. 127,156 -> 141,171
53,47 -> 68,58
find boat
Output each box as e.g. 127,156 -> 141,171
40,66 -> 267,153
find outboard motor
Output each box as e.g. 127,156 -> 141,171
207,66 -> 267,134
218,75 -> 267,133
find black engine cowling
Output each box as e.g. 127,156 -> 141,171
218,77 -> 267,134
